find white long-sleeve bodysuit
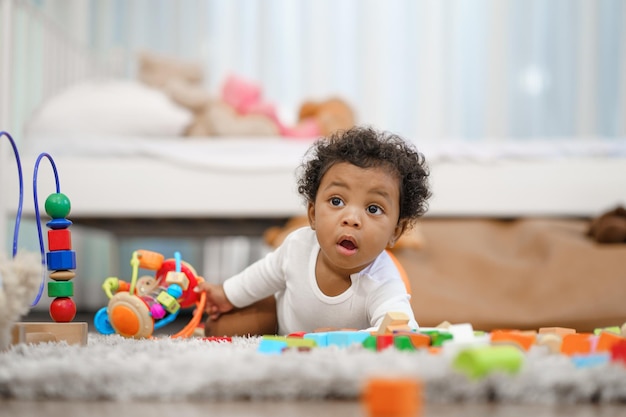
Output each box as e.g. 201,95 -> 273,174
223,227 -> 418,335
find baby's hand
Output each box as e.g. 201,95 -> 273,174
194,281 -> 234,320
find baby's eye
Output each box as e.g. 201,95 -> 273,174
367,205 -> 383,215
330,197 -> 344,207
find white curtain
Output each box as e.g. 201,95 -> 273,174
15,0 -> 626,141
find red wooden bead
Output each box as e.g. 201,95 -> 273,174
49,297 -> 76,323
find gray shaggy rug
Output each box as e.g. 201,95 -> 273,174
1,334 -> 625,404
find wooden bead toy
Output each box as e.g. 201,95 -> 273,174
44,193 -> 78,324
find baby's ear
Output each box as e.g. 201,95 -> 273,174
307,202 -> 316,230
388,219 -> 409,248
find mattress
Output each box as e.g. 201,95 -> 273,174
12,134 -> 626,222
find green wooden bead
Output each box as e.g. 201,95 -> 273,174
45,193 -> 71,219
48,281 -> 74,297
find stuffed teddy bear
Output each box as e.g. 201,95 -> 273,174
0,251 -> 43,350
138,51 -> 204,90
263,215 -> 425,251
297,97 -> 356,137
587,205 -> 626,243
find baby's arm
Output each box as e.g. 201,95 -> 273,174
195,281 -> 234,320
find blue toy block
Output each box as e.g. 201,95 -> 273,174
571,353 -> 610,369
46,250 -> 76,271
304,332 -> 328,347
327,331 -> 370,348
257,339 -> 288,355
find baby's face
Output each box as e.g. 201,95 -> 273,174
308,162 -> 403,275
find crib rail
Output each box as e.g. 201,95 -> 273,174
0,0 -> 124,139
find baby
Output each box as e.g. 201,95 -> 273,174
197,126 -> 431,335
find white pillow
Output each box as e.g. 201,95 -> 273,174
26,79 -> 193,137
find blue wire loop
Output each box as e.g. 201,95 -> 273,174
31,152 -> 62,306
0,131 -> 25,258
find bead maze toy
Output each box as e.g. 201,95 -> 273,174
2,130 -> 88,346
94,249 -> 206,339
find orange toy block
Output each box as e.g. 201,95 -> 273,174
376,312 -> 411,335
596,331 -> 625,353
363,378 -> 422,417
490,330 -> 536,351
561,333 -> 593,356
47,229 -> 72,251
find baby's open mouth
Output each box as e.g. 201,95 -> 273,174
339,239 -> 357,250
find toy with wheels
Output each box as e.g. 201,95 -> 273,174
94,250 -> 206,339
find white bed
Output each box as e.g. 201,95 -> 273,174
10,132 -> 626,228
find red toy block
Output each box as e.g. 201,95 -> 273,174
376,334 -> 394,351
610,340 -> 626,364
48,229 -> 72,251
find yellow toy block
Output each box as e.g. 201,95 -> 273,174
538,327 -> 576,337
376,312 -> 411,335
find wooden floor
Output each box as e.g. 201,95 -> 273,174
1,400 -> 624,417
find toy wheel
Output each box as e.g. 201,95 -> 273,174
94,307 -> 115,335
108,292 -> 154,339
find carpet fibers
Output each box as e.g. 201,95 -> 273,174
1,334 -> 625,404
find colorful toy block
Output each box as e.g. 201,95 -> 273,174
165,271 -> 190,290
363,377 -> 422,417
561,333 -> 593,356
376,312 -> 411,335
610,339 -> 626,364
490,330 -> 536,351
257,339 -> 288,354
595,331 -> 624,352
537,333 -> 562,354
539,327 -> 576,336
304,332 -> 328,347
571,353 -> 610,369
326,331 -> 370,348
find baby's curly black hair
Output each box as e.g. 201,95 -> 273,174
297,126 -> 431,224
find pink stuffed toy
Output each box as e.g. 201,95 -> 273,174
221,74 -> 320,139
